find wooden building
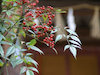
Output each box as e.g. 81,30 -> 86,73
33,0 -> 100,75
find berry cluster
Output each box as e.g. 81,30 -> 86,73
43,34 -> 55,48
15,0 -> 39,6
6,0 -> 56,49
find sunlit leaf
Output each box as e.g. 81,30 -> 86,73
71,45 -> 82,49
69,40 -> 81,46
55,34 -> 62,43
66,29 -> 78,36
69,46 -> 77,59
28,67 -> 39,73
64,45 -> 70,51
70,36 -> 82,44
26,70 -> 34,75
28,45 -> 44,54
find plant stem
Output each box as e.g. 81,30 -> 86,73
6,66 -> 9,75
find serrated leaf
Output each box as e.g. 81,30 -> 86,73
70,36 -> 82,44
66,29 -> 78,36
25,57 -> 38,67
0,45 -> 4,57
64,45 -> 70,51
6,46 -> 15,57
26,70 -> 34,75
69,46 -> 77,59
20,66 -> 27,74
69,40 -> 81,46
55,35 -> 62,43
28,67 -> 39,73
28,45 -> 44,54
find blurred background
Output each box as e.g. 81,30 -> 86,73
33,0 -> 100,75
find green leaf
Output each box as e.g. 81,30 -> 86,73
64,45 -> 70,51
20,66 -> 27,74
56,9 -> 62,12
56,9 -> 66,13
0,45 -> 4,57
19,29 -> 26,38
70,36 -> 82,44
70,46 -> 77,59
6,46 -> 15,57
28,45 -> 44,54
26,70 -> 34,75
25,57 -> 38,67
28,67 -> 39,73
5,0 -> 17,1
0,59 -> 4,67
27,39 -> 37,46
69,40 -> 81,46
42,15 -> 48,22
55,35 -> 62,43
